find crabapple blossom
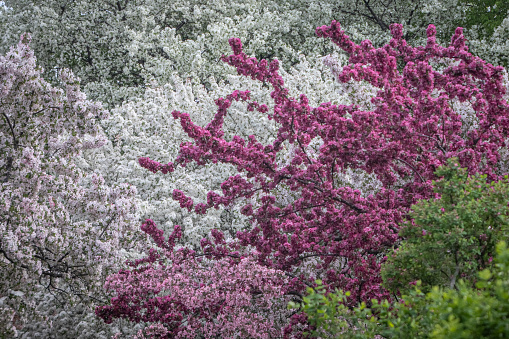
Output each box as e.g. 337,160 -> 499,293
3,0 -> 504,109
96,220 -> 292,338
106,21 -> 509,337
81,55 -> 357,250
0,35 -> 141,335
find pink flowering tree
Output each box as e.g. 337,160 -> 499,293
97,21 -> 509,336
0,35 -> 141,335
96,220 -> 292,338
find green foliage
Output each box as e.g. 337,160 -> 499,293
383,158 -> 509,294
289,278 -> 438,338
426,242 -> 509,338
459,0 -> 509,37
288,280 -> 374,338
297,242 -> 509,338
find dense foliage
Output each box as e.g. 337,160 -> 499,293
460,0 -> 509,37
1,0 -> 509,337
299,240 -> 509,338
383,159 -> 509,293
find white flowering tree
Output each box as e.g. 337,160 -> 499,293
0,0 -> 338,107
82,54 -> 368,248
2,0 -> 498,109
0,36 -> 142,336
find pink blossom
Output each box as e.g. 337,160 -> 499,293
100,20 -> 509,336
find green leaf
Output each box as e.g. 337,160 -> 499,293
479,269 -> 492,281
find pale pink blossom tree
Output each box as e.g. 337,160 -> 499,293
0,35 -> 141,335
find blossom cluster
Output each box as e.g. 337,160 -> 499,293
0,35 -> 141,335
96,219 -> 291,338
110,21 -> 509,336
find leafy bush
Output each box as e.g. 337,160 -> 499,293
299,241 -> 509,338
383,158 -> 509,293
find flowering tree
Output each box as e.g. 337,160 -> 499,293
0,35 -> 141,336
81,56 -> 358,249
2,0 -> 497,109
97,21 -> 509,336
96,221 -> 291,338
0,0 -> 345,107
